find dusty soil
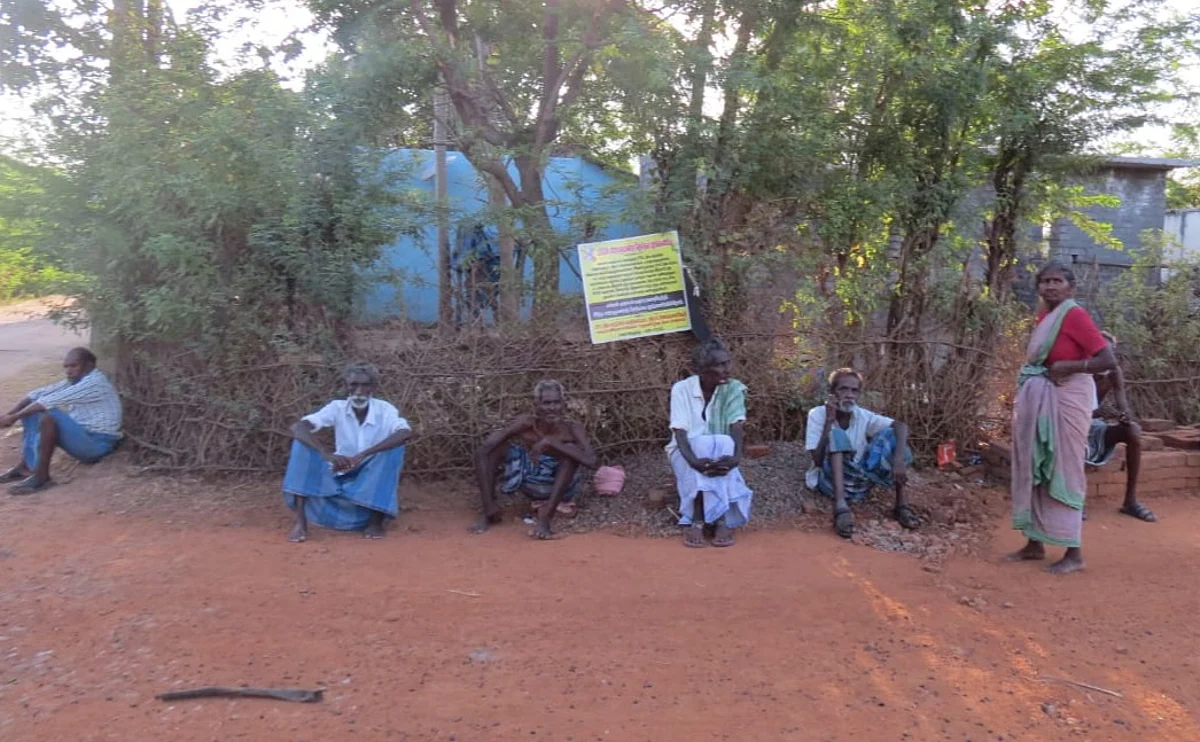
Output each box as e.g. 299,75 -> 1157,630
2,317 -> 1199,741
2,451 -> 1199,740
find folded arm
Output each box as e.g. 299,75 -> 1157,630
536,421 -> 597,469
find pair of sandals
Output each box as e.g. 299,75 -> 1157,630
683,522 -> 735,548
833,503 -> 920,539
0,467 -> 52,495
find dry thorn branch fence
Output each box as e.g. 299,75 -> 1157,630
117,320 -> 1022,476
118,328 -> 811,476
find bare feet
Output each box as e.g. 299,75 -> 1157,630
469,511 -> 503,534
288,521 -> 308,543
712,522 -> 735,547
682,523 -> 706,548
1046,550 -> 1085,574
529,518 -> 554,540
1004,540 -> 1045,562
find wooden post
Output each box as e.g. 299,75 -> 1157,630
434,86 -> 453,329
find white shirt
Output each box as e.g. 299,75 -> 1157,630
666,375 -> 746,453
303,398 -> 411,456
29,369 -> 123,437
804,405 -> 893,489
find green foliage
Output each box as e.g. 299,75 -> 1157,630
1165,124 -> 1200,209
0,156 -> 79,300
2,12 -> 418,355
1097,230 -> 1200,422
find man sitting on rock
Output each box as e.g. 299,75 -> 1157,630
1087,332 -> 1155,522
283,362 -> 412,542
805,368 -> 918,538
470,380 -> 597,539
0,347 -> 122,494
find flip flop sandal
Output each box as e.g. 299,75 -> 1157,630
893,503 -> 921,530
834,507 -> 854,539
682,524 -> 707,548
712,523 -> 736,547
9,477 -> 54,496
1119,502 -> 1157,522
0,468 -> 27,483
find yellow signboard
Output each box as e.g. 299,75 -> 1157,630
577,231 -> 692,344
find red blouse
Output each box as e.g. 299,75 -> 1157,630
1037,305 -> 1107,365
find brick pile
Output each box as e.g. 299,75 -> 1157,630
982,427 -> 1200,499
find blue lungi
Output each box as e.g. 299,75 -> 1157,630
816,427 -> 911,502
22,410 -> 121,469
282,441 -> 405,530
500,444 -> 580,501
1084,419 -> 1117,467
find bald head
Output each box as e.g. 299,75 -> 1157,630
64,347 -> 97,384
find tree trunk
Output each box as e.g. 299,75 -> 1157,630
515,154 -> 558,319
489,175 -> 518,323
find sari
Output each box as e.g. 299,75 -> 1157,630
1010,299 -> 1094,547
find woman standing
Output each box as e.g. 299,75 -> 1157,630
1009,261 -> 1116,573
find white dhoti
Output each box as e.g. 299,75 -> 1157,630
668,434 -> 753,528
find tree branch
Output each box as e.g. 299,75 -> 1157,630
532,0 -> 626,150
411,0 -> 510,148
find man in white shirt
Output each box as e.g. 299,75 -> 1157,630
283,362 -> 413,542
0,347 -> 122,494
668,338 -> 753,548
805,368 -> 917,539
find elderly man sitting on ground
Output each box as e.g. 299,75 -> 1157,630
283,362 -> 413,542
0,347 -> 122,494
471,380 -> 597,540
805,368 -> 918,538
669,338 -> 754,548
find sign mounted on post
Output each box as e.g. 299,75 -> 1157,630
577,231 -> 692,344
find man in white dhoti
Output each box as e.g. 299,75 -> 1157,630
668,338 -> 753,548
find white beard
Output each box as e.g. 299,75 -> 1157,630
349,396 -> 371,410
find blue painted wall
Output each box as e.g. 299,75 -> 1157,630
360,149 -> 641,323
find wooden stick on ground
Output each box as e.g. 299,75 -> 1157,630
1040,677 -> 1123,698
157,687 -> 324,703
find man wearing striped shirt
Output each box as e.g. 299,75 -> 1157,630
0,347 -> 122,494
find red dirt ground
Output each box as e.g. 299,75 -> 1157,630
1,460 -> 1199,741
1,363 -> 1199,740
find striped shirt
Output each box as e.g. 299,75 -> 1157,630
29,369 -> 123,437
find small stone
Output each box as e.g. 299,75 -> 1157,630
1002,602 -> 1014,609
1116,646 -> 1129,654
1042,702 -> 1059,718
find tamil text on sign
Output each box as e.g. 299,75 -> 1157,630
577,231 -> 691,344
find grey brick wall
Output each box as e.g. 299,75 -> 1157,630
1048,166 -> 1168,269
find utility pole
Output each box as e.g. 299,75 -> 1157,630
434,85 -> 453,329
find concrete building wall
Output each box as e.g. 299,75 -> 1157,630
1165,208 -> 1200,259
1049,166 -> 1169,269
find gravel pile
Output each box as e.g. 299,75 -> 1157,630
492,441 -> 1003,563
